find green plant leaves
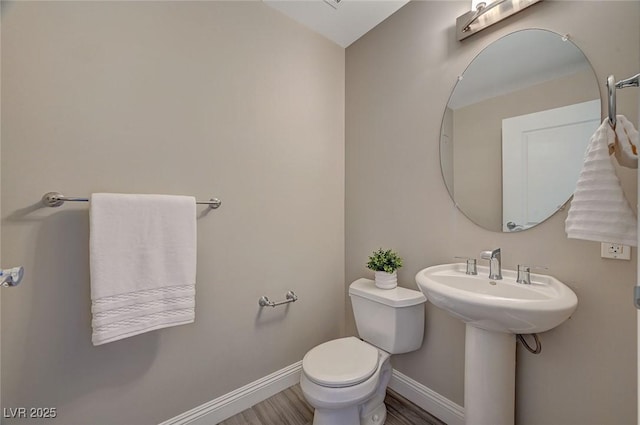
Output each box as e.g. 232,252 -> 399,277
366,248 -> 403,273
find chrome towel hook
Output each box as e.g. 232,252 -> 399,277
606,73 -> 639,128
607,75 -> 617,128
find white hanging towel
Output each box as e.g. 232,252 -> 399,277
566,119 -> 637,246
609,114 -> 638,169
90,193 -> 197,345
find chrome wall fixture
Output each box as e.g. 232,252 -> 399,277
1,266 -> 24,288
456,0 -> 542,41
41,192 -> 222,209
258,291 -> 298,308
606,73 -> 640,128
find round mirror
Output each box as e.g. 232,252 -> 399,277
440,29 -> 601,232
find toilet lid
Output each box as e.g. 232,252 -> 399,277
302,337 -> 379,388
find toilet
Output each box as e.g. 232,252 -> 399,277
300,278 -> 427,425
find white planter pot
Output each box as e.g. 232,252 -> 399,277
374,271 -> 397,289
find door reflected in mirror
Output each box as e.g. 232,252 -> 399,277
440,29 -> 601,232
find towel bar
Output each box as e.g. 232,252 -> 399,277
41,192 -> 222,209
258,291 -> 298,308
606,73 -> 639,128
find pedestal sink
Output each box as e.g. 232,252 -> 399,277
416,263 -> 577,425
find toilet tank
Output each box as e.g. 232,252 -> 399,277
349,278 -> 426,354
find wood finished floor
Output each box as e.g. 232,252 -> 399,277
219,384 -> 447,425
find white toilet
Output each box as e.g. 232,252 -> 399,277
300,278 -> 427,425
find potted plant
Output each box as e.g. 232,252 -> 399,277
366,248 -> 403,289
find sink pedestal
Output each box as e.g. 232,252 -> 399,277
465,325 -> 515,425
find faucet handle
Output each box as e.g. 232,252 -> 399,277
454,256 -> 477,275
516,264 -> 547,284
517,264 -> 547,271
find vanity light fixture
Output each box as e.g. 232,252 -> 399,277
322,0 -> 341,10
457,0 -> 543,41
471,0 -> 487,11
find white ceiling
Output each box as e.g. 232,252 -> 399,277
264,0 -> 410,48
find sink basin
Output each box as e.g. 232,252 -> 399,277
417,262 -> 578,424
415,263 -> 578,333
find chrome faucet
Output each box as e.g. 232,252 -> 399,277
516,264 -> 547,285
480,248 -> 502,280
516,265 -> 532,284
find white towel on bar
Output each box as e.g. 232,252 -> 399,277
90,193 -> 197,345
565,119 -> 637,246
608,115 -> 638,169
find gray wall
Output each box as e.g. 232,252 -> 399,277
346,1 -> 638,424
1,2 -> 344,424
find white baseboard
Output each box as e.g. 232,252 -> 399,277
388,369 -> 465,425
159,361 -> 464,425
159,361 -> 302,425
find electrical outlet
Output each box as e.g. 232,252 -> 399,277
600,243 -> 631,260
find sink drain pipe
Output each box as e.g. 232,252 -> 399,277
517,333 -> 542,354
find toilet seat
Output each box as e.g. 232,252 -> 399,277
302,337 -> 379,388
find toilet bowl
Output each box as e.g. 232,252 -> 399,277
300,278 -> 426,425
300,337 -> 391,425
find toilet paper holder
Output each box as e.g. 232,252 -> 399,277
259,291 -> 298,308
